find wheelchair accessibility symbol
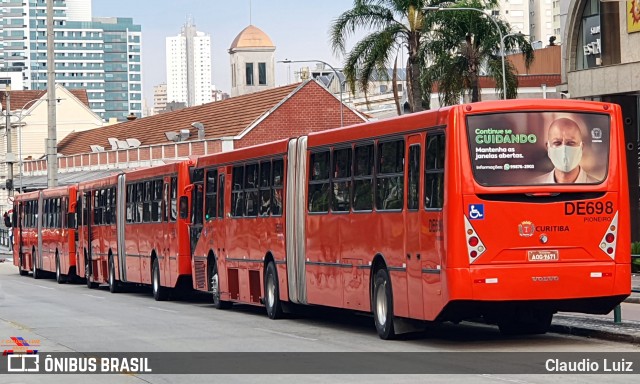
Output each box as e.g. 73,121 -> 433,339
468,204 -> 484,220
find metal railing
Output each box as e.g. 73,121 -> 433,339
0,228 -> 11,249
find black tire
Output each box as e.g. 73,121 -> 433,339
85,258 -> 98,289
373,268 -> 396,340
32,252 -> 40,280
264,261 -> 283,319
210,260 -> 232,309
108,256 -> 121,293
152,258 -> 169,301
55,254 -> 66,284
498,309 -> 553,335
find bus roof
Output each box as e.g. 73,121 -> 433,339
41,184 -> 77,198
195,138 -> 290,169
121,160 -> 194,181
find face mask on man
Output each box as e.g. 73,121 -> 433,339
547,143 -> 582,173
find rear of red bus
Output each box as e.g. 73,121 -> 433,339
443,100 -> 630,333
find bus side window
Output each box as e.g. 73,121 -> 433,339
272,159 -> 284,216
353,144 -> 374,211
205,169 -> 218,220
425,134 -> 445,209
259,161 -> 272,216
376,139 -> 405,210
218,173 -> 225,219
245,163 -> 259,217
308,151 -> 330,213
407,144 -> 420,210
231,166 -> 244,217
170,177 -> 178,221
332,147 -> 352,212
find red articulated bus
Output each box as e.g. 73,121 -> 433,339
77,161 -> 194,299
188,140 -> 288,308
188,99 -> 630,339
13,190 -> 41,277
76,173 -> 119,290
13,185 -> 78,283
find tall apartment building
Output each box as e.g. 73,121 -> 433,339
496,0 -> 556,45
166,21 -> 212,107
153,82 -> 167,115
0,0 -> 142,121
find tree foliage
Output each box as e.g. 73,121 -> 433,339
423,0 -> 534,104
330,0 -> 447,112
330,0 -> 535,113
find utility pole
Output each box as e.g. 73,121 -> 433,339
46,0 -> 58,187
4,85 -> 14,196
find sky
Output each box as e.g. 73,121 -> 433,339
91,0 -> 365,108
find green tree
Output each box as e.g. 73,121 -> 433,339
424,0 -> 534,105
330,0 -> 439,113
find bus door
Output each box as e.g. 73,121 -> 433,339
14,202 -> 23,268
84,191 -> 93,278
163,177 -> 173,284
405,135 -> 423,319
423,132 -> 445,319
190,169 -> 205,254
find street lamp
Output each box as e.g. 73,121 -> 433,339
13,99 -> 45,193
424,6 -> 508,100
278,59 -> 344,127
3,85 -> 15,196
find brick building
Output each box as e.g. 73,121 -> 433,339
19,80 -> 367,189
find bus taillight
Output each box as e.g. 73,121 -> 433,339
599,212 -> 619,259
464,216 -> 486,264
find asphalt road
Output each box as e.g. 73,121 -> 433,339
0,262 -> 638,384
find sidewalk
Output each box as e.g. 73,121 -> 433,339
1,245 -> 639,344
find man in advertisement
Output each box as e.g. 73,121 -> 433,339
537,118 -> 597,184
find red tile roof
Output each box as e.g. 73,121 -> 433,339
57,83 -> 303,156
0,89 -> 90,110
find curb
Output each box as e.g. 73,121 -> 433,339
550,323 -> 640,345
625,296 -> 640,304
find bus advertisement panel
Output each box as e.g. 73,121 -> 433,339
468,112 -> 610,185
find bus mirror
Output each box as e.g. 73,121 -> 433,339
179,196 -> 190,221
67,213 -> 76,228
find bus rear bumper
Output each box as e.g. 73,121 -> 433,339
444,263 -> 630,314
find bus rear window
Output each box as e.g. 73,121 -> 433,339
467,112 -> 610,186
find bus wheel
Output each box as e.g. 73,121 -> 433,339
373,268 -> 396,340
152,258 -> 169,301
264,261 -> 283,319
55,254 -> 66,284
498,309 -> 553,335
85,260 -> 98,289
18,256 -> 28,276
108,256 -> 121,294
32,253 -> 41,280
210,261 -> 231,309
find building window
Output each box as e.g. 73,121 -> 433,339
246,63 -> 254,86
258,62 -> 266,85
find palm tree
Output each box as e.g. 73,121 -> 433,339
424,0 -> 534,105
330,0 -> 442,113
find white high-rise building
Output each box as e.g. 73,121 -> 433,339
166,22 -> 212,107
496,0 -> 557,45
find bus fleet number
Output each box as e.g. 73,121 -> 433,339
564,201 -> 614,215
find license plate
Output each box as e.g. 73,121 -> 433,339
528,250 -> 559,262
